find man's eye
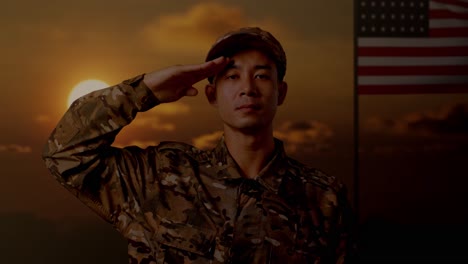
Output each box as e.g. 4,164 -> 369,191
226,74 -> 238,80
255,74 -> 270,80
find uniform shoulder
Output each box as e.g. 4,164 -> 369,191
157,141 -> 195,152
286,157 -> 342,191
156,141 -> 210,162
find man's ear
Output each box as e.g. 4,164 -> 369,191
205,83 -> 217,106
277,81 -> 288,106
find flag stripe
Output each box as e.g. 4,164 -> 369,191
358,37 -> 468,47
432,0 -> 468,9
430,18 -> 468,28
431,1 -> 468,12
358,65 -> 468,76
358,84 -> 468,94
359,75 -> 468,85
358,46 -> 468,56
431,9 -> 468,19
430,27 -> 468,37
359,56 -> 468,66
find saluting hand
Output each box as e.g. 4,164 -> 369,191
143,56 -> 229,103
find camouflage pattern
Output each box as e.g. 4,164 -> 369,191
43,74 -> 355,264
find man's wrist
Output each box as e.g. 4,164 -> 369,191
123,74 -> 160,112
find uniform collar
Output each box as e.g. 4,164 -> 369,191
211,136 -> 288,193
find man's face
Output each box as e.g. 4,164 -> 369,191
205,49 -> 287,133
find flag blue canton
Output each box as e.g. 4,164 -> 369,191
357,0 -> 430,37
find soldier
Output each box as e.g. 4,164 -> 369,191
43,27 -> 355,263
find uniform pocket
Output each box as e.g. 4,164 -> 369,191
153,220 -> 216,257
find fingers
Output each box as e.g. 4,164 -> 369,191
147,57 -> 228,102
185,87 -> 199,97
182,56 -> 230,83
206,56 -> 231,74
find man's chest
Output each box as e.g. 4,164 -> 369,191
129,163 -> 326,263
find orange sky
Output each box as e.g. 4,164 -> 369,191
1,0 -> 468,262
2,0 -> 467,219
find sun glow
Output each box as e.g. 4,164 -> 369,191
67,79 -> 110,107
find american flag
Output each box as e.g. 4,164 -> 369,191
356,0 -> 468,94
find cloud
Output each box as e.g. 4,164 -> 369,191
365,103 -> 468,138
0,144 -> 32,153
192,130 -> 223,150
156,102 -> 190,115
360,141 -> 468,156
191,120 -> 334,153
131,102 -> 190,131
408,103 -> 468,135
113,140 -> 159,149
274,120 -> 334,154
35,114 -> 52,124
132,116 -> 176,131
140,2 -> 284,54
362,103 -> 468,155
141,3 -> 244,53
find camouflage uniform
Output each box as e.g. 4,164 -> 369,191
43,74 -> 355,264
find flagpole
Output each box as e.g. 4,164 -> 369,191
353,0 -> 360,224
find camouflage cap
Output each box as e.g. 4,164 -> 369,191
206,27 -> 287,83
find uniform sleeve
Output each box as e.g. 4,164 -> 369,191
318,180 -> 357,264
42,74 -> 161,224
332,184 -> 357,264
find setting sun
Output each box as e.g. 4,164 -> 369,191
67,80 -> 110,107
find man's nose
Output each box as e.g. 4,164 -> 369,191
239,78 -> 258,96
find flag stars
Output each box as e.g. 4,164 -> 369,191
358,1 -> 427,37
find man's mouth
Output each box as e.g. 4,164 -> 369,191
236,104 -> 261,110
